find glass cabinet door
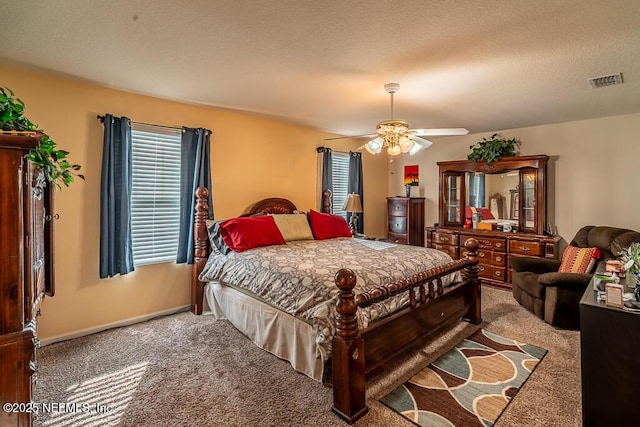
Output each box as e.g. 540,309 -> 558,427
519,168 -> 537,232
443,173 -> 463,226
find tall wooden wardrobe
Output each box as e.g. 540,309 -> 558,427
0,134 -> 55,427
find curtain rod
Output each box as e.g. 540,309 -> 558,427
96,115 -> 182,130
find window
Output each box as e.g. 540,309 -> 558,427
331,152 -> 350,219
130,123 -> 182,265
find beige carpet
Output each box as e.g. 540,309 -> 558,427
34,287 -> 581,426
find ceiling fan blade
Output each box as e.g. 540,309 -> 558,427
408,135 -> 433,155
324,133 -> 377,141
411,128 -> 469,136
408,135 -> 433,148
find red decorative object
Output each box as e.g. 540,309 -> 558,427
308,209 -> 352,240
219,216 -> 286,252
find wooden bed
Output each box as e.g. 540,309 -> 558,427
191,187 -> 481,424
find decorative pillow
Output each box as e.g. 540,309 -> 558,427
205,220 -> 231,255
219,216 -> 286,252
465,206 -> 495,220
270,214 -> 314,241
558,246 -> 600,273
308,209 -> 352,240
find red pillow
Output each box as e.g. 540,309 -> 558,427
465,206 -> 495,220
308,210 -> 352,240
219,216 -> 286,252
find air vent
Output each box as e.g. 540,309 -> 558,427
588,73 -> 623,88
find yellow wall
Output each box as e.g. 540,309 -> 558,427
0,67 -> 388,341
388,113 -> 640,244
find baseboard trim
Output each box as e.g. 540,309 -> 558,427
40,305 -> 190,347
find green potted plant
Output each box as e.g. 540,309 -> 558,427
0,87 -> 84,189
620,242 -> 640,288
468,133 -> 520,163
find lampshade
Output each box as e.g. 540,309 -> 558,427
343,193 -> 363,213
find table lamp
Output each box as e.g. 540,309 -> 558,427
343,193 -> 363,236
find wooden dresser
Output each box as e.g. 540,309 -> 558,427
425,227 -> 558,289
0,134 -> 55,427
428,155 -> 559,289
387,197 -> 425,246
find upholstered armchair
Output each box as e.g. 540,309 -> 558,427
511,226 -> 640,330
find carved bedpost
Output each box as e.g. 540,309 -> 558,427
332,268 -> 368,424
462,238 -> 482,324
321,189 -> 332,213
192,187 -> 210,315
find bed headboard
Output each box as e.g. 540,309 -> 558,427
242,198 -> 298,216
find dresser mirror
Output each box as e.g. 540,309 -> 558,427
437,155 -> 548,235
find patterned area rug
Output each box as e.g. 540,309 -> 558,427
380,329 -> 547,426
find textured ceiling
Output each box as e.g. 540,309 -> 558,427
1,0 -> 639,136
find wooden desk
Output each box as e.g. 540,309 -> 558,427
579,283 -> 640,426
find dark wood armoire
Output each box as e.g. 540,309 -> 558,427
0,134 -> 55,427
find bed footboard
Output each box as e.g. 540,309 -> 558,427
332,238 -> 480,424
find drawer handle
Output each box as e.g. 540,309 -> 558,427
495,271 -> 502,277
479,252 -> 485,257
478,266 -> 485,271
496,256 -> 502,262
439,237 -> 449,242
519,246 -> 531,251
495,243 -> 502,248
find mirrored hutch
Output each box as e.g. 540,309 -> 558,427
425,155 -> 559,289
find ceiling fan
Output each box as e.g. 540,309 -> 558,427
326,83 -> 468,156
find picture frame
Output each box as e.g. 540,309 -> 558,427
605,282 -> 624,308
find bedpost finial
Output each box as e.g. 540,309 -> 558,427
195,187 -> 209,199
464,237 -> 479,253
335,268 -> 357,291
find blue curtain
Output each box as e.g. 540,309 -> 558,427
99,114 -> 134,278
348,151 -> 364,233
177,127 -> 213,264
468,172 -> 486,207
317,147 -> 333,212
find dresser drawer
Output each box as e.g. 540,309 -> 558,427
433,231 -> 459,245
434,244 -> 459,259
387,199 -> 408,217
461,235 -> 506,252
491,252 -> 507,267
388,217 -> 407,234
508,240 -> 544,256
469,249 -> 492,263
388,232 -> 408,245
477,264 -> 507,281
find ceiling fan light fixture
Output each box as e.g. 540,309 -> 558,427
376,119 -> 409,135
365,137 -> 382,154
399,135 -> 414,153
387,145 -> 402,156
353,83 -> 468,156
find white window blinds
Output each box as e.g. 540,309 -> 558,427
130,123 -> 182,265
331,152 -> 350,219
